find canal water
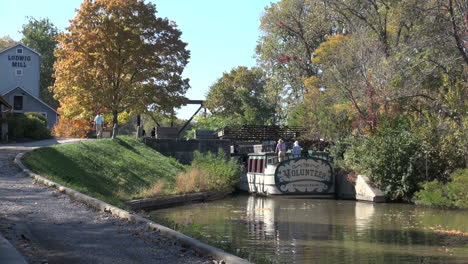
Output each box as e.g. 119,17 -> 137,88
149,195 -> 468,263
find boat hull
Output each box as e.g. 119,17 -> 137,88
239,157 -> 335,197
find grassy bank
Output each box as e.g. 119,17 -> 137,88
22,137 -> 185,207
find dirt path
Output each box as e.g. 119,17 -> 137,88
0,139 -> 212,264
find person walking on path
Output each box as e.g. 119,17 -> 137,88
94,112 -> 104,139
275,139 -> 286,162
292,141 -> 302,158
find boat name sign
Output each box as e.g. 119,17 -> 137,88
275,158 -> 334,194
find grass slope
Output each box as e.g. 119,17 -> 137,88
22,136 -> 185,207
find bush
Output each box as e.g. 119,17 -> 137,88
175,149 -> 241,193
343,126 -> 428,201
414,169 -> 468,209
341,112 -> 467,202
7,113 -> 50,140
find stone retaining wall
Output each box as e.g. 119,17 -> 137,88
143,138 -> 235,164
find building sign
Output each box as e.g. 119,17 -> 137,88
8,55 -> 31,68
274,158 -> 334,194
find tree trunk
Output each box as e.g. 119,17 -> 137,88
111,110 -> 118,139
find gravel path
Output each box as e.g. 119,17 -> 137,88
0,139 -> 213,264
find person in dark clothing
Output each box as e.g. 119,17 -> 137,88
150,127 -> 156,138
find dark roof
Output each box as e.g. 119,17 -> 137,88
2,87 -> 57,114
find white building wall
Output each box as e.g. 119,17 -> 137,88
0,44 -> 41,97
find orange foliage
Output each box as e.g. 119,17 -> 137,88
433,229 -> 468,237
52,117 -> 92,138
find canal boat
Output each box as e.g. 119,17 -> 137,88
239,152 -> 335,197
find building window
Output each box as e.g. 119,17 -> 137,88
13,96 -> 23,110
15,69 -> 23,76
17,48 -> 23,54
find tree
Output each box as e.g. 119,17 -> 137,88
435,0 -> 468,66
446,0 -> 468,66
256,0 -> 334,120
0,35 -> 16,50
53,0 -> 190,138
205,66 -> 275,125
21,17 -> 59,108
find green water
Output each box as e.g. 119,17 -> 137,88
149,195 -> 468,263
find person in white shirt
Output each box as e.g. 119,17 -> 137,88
292,141 -> 301,158
94,112 -> 104,139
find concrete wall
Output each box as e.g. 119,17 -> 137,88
334,173 -> 387,202
144,138 -> 235,164
335,173 -> 356,200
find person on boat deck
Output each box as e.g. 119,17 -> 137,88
292,141 -> 301,158
276,138 -> 286,162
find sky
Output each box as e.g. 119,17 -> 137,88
0,0 -> 275,120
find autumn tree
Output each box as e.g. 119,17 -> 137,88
53,0 -> 189,138
21,17 -> 59,108
0,35 -> 16,50
205,66 -> 275,125
256,0 -> 334,120
324,0 -> 425,55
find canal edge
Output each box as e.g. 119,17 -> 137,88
14,152 -> 251,264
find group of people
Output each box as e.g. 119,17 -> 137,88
93,112 -> 159,139
275,139 -> 302,162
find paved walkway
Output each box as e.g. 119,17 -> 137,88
0,139 -> 211,264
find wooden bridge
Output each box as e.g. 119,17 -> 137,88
218,125 -> 307,141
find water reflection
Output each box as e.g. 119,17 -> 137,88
149,195 -> 468,263
354,202 -> 375,235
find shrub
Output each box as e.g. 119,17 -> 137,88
138,180 -> 167,198
344,130 -> 424,200
343,126 -> 427,201
175,168 -> 210,193
24,113 -> 50,139
175,149 -> 241,193
341,112 -> 467,202
414,169 -> 468,209
7,113 -> 50,140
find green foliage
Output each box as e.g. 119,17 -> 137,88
326,136 -> 352,169
7,113 -> 50,140
343,122 -> 426,201
185,114 -> 234,139
343,112 -> 467,201
414,180 -> 453,208
205,66 -> 275,126
256,0 -> 333,119
254,0 -> 468,201
21,17 -> 59,108
410,112 -> 467,180
190,149 -> 241,192
415,169 -> 468,209
21,137 -> 185,207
